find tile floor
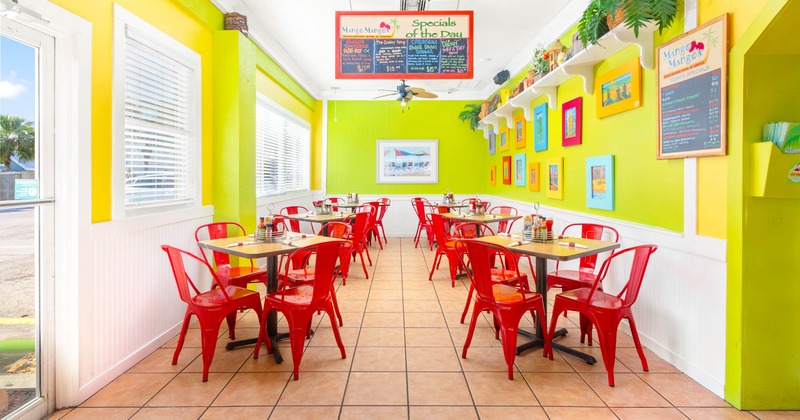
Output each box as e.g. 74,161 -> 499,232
50,238 -> 798,419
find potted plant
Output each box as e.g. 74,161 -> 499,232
458,103 -> 483,131
528,45 -> 550,85
577,0 -> 678,47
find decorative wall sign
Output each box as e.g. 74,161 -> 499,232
336,11 -> 473,79
547,157 -> 563,199
528,162 -> 540,192
376,140 -> 438,183
596,57 -> 641,119
514,114 -> 526,149
489,165 -> 497,186
533,103 -> 548,152
586,155 -> 614,210
502,156 -> 512,184
562,97 -> 582,147
657,14 -> 728,159
514,153 -> 526,186
498,127 -> 509,152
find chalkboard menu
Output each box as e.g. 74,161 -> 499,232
336,11 -> 473,79
657,15 -> 728,159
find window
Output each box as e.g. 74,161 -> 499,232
255,94 -> 310,197
112,5 -> 201,217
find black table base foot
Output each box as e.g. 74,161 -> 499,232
224,331 -> 295,364
515,327 -> 596,364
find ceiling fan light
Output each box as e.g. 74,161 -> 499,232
400,97 -> 409,107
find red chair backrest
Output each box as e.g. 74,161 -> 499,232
557,223 -> 620,273
489,206 -> 518,233
162,245 -> 230,304
348,211 -> 370,245
195,222 -> 246,269
281,206 -> 308,231
429,213 -> 453,245
411,197 -> 429,224
376,198 -> 391,222
321,221 -> 351,239
324,197 -> 344,211
281,241 -> 344,302
460,240 -> 523,303
588,245 -> 658,308
453,222 -> 495,239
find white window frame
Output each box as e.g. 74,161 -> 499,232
255,93 -> 311,202
111,4 -> 202,219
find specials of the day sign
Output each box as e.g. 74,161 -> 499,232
335,11 -> 473,79
657,14 -> 728,159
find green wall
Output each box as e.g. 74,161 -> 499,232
326,100 -> 486,195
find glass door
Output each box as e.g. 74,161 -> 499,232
0,15 -> 55,419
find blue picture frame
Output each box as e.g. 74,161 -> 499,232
514,153 -> 526,186
586,155 -> 614,210
488,131 -> 496,155
533,103 -> 548,152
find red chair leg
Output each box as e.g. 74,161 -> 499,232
329,286 -> 344,326
172,311 -> 192,365
253,305 -> 274,359
286,310 -> 314,380
226,312 -> 237,340
627,315 -> 649,372
461,302 -> 485,358
460,284 -> 475,323
324,302 -> 347,359
199,316 -> 225,382
593,316 -> 619,387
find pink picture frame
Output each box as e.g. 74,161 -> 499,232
562,97 -> 582,147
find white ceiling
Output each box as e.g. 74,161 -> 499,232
213,0 -> 590,100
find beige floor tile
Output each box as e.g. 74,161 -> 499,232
679,407 -> 759,419
211,372 -> 288,406
316,311 -> 363,328
403,288 -> 439,300
582,372 -> 671,407
47,408 -> 73,419
200,406 -> 273,419
128,347 -> 200,374
162,327 -> 231,349
409,405 -> 478,420
336,299 -> 367,313
340,279 -> 372,289
147,372 -> 233,407
403,279 -> 436,290
358,327 -> 405,346
334,287 -> 370,299
405,328 -> 453,347
269,405 -> 341,419
544,407 -> 619,420
640,373 -> 730,407
460,346 -> 514,372
613,407 -> 689,419
477,406 -> 549,420
370,280 -> 403,290
368,289 -> 404,300
81,373 -> 175,407
515,348 -> 574,373
444,311 -> 490,328
340,405 -> 408,420
240,344 -> 295,372
465,372 -> 538,406
616,347 -> 679,373
361,312 -> 404,327
294,345 -> 351,371
277,372 -> 348,405
184,346 -> 253,373
404,299 -> 443,313
440,299 -> 472,312
407,372 -> 473,405
524,372 -> 604,407
549,327 -> 595,349
449,327 -> 502,348
351,346 -> 406,371
752,412 -> 800,419
62,408 -> 139,419
405,312 -> 447,328
406,347 -> 462,372
307,326 -> 359,347
561,346 -> 632,374
366,299 -> 404,313
130,406 -> 206,419
343,372 -> 408,405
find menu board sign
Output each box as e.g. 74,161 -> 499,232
336,11 -> 473,79
657,14 -> 728,159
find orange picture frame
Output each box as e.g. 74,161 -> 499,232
514,114 -> 526,149
489,165 -> 497,186
596,57 -> 641,119
528,162 -> 540,192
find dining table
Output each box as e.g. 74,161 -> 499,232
474,234 -> 620,364
334,201 -> 389,210
197,234 -> 343,363
440,212 -> 519,225
285,212 -> 354,235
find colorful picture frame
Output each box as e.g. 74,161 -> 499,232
533,103 -> 548,152
489,165 -> 497,186
546,157 -> 563,200
528,162 -> 540,192
586,155 -> 614,210
596,57 -> 641,119
502,156 -> 512,184
488,131 -> 496,155
514,153 -> 526,186
514,114 -> 526,149
376,139 -> 438,184
498,127 -> 509,152
562,97 -> 582,147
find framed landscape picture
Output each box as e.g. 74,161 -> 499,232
514,114 -> 526,149
546,157 -> 563,200
376,140 -> 438,184
489,165 -> 497,186
488,131 -> 496,155
498,127 -> 510,152
586,155 -> 614,210
528,162 -> 540,192
502,156 -> 512,184
533,103 -> 548,152
514,153 -> 526,186
562,97 -> 582,147
596,57 -> 641,119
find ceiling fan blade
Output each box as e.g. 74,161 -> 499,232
373,93 -> 399,99
412,91 -> 438,99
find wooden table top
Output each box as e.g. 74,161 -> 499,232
474,235 -> 620,262
440,212 -> 520,223
198,235 -> 343,259
334,202 -> 389,209
284,212 -> 354,223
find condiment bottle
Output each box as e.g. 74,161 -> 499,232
523,215 -> 532,241
265,217 -> 273,241
257,217 -> 266,242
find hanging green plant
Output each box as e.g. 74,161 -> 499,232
577,0 -> 678,47
458,103 -> 483,132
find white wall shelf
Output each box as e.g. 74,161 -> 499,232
479,23 -> 656,139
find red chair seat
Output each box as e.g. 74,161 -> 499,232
558,288 -> 624,310
491,284 -> 539,304
266,285 -> 315,305
192,286 -> 260,307
547,269 -> 597,289
216,266 -> 265,282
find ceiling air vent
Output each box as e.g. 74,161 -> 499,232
400,0 -> 428,11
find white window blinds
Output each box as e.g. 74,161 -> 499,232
117,16 -> 200,211
255,95 -> 310,197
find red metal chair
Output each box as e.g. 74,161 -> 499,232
458,239 -> 548,379
324,197 -> 345,212
361,201 -> 383,250
194,222 -> 267,290
428,213 -> 461,287
281,205 -> 314,233
320,221 -> 353,284
488,206 -> 520,234
162,245 -> 262,382
345,211 -> 372,279
374,197 -> 391,244
254,241 -> 347,380
411,197 -> 434,250
547,223 -> 620,343
548,244 -> 658,386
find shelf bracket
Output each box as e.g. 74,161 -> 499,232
534,86 -> 558,110
495,105 -> 514,128
478,121 -> 492,139
509,96 -> 532,121
614,30 -> 654,70
561,64 -> 595,96
481,113 -> 499,134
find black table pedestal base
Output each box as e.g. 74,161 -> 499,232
515,327 -> 597,365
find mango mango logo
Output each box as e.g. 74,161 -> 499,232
789,162 -> 800,183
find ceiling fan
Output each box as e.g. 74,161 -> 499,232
373,80 -> 438,107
